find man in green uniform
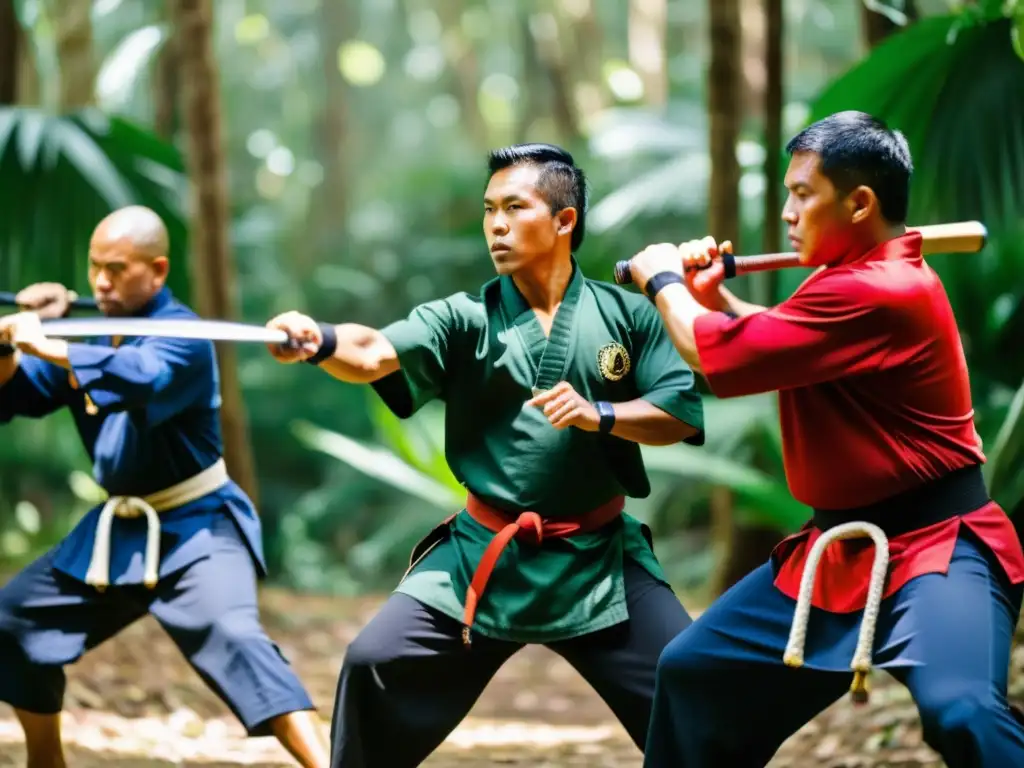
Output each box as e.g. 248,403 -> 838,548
266,143 -> 705,767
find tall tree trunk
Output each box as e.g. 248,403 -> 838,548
516,11 -> 543,142
0,1 -> 35,105
17,22 -> 39,106
0,0 -> 18,105
628,0 -> 668,108
709,0 -> 791,595
564,0 -> 606,119
708,0 -> 743,251
762,0 -> 784,264
435,3 -> 487,147
861,0 -> 918,49
42,0 -> 95,111
308,0 -> 351,278
708,0 -> 777,596
527,12 -> 584,146
172,0 -> 260,506
153,9 -> 179,142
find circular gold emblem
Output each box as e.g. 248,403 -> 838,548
597,342 -> 630,381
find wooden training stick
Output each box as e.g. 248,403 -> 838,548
613,220 -> 988,285
782,522 -> 890,705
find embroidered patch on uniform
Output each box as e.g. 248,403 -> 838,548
597,342 -> 630,381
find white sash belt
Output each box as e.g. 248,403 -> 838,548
84,458 -> 230,591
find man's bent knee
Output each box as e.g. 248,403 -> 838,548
180,615 -> 315,737
0,637 -> 65,714
342,626 -> 393,671
917,688 -> 1003,741
339,595 -> 431,670
655,625 -> 707,681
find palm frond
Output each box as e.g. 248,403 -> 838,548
290,419 -> 463,510
985,376 -> 1024,514
0,108 -> 190,301
807,16 -> 1024,232
641,443 -> 809,532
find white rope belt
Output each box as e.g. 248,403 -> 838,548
783,521 -> 890,704
84,458 -> 230,591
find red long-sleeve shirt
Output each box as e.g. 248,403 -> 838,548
693,231 -> 1024,612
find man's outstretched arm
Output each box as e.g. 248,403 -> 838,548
266,312 -> 399,384
267,299 -> 458,421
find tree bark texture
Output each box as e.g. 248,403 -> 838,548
171,0 -> 261,507
42,0 -> 96,110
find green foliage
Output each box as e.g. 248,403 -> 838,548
0,108 -> 190,300
985,376 -> 1024,514
640,395 -> 809,533
809,16 -> 1024,232
5,0 -> 1024,594
289,396 -> 462,591
0,412 -> 100,569
292,406 -> 462,512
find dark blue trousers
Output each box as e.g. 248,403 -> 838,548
645,532 -> 1024,767
0,514 -> 314,736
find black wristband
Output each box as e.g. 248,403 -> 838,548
305,323 -> 338,366
644,271 -> 684,301
594,400 -> 616,434
0,343 -> 14,358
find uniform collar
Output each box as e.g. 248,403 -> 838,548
130,286 -> 173,318
498,257 -> 584,320
832,230 -> 924,269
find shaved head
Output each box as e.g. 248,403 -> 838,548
91,205 -> 170,258
87,206 -> 172,315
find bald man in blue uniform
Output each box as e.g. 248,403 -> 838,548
0,206 -> 328,767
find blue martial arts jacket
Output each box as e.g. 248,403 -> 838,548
0,287 -> 267,585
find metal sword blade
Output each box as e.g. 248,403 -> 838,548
39,317 -> 291,345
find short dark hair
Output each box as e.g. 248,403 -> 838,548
786,111 -> 913,223
487,143 -> 588,251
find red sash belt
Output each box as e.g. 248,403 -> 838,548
461,492 -> 626,647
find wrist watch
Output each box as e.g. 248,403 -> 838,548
594,401 -> 616,434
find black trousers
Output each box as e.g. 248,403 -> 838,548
329,561 -> 692,767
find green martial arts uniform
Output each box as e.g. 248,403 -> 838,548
370,258 -> 704,644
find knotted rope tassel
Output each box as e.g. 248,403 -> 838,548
84,496 -> 161,591
783,521 -> 889,704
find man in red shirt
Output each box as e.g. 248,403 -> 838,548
626,111 -> 1024,767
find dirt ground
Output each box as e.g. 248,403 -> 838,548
0,587 -> 1020,767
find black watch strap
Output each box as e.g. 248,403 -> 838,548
594,400 -> 615,434
644,271 -> 684,301
0,343 -> 14,358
